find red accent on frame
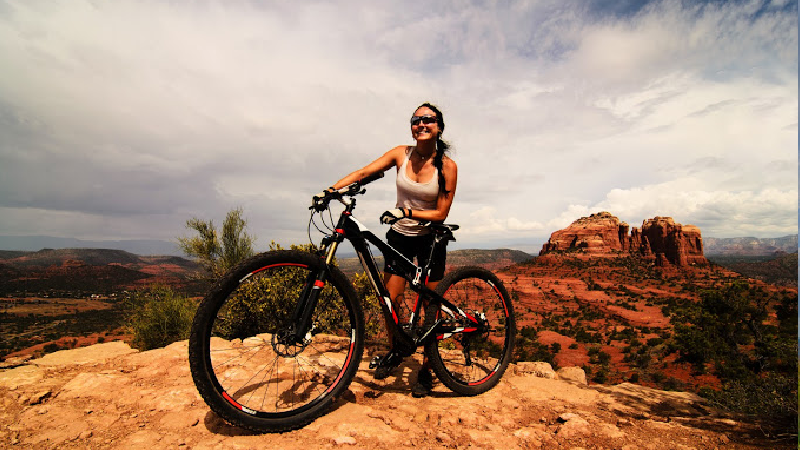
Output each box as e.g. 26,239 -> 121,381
336,229 -> 345,235
314,280 -> 325,288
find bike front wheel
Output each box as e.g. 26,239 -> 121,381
425,267 -> 516,396
188,250 -> 364,432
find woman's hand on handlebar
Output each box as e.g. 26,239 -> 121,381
380,208 -> 407,225
311,188 -> 335,210
311,172 -> 385,211
313,187 -> 335,200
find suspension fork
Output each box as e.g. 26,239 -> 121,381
289,207 -> 352,343
288,263 -> 329,343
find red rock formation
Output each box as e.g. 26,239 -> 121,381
540,212 -> 707,266
639,217 -> 706,266
540,212 -> 630,255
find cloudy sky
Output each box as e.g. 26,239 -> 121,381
0,0 -> 797,253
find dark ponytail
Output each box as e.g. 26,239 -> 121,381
417,102 -> 451,195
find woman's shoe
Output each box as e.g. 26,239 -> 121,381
373,351 -> 404,380
411,369 -> 433,397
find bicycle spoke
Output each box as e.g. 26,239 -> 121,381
195,259 -> 361,421
427,268 -> 515,394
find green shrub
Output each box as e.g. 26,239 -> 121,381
351,271 -> 383,340
702,374 -> 798,427
592,368 -> 608,383
127,286 -> 195,351
43,342 -> 62,353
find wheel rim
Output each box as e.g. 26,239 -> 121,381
436,275 -> 512,386
203,263 -> 357,417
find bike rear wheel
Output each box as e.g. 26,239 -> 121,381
425,267 -> 515,395
188,250 -> 364,432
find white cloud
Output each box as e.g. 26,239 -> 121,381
0,0 -> 796,250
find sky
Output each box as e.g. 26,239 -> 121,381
0,0 -> 797,254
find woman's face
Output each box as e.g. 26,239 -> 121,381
410,106 -> 440,142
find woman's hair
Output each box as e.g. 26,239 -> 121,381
416,102 -> 451,194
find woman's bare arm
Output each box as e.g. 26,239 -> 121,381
404,157 -> 457,222
331,146 -> 407,189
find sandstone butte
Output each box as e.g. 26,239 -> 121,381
0,341 -> 785,449
539,212 -> 708,267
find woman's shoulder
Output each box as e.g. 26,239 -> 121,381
387,145 -> 412,162
387,145 -> 412,155
442,154 -> 457,170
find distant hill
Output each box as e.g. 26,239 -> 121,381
709,251 -> 798,286
0,248 -> 144,267
0,248 -> 201,269
0,236 -> 182,256
0,248 -> 203,296
0,261 -> 152,294
335,248 -> 531,276
703,235 -> 797,256
446,248 -> 532,267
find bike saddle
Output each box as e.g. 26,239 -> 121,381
429,223 -> 458,242
430,223 -> 459,233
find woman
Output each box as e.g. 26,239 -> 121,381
327,102 -> 457,397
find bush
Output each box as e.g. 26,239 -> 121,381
702,374 -> 797,430
43,342 -> 62,353
127,286 -> 196,351
592,368 -> 608,384
351,271 -> 383,340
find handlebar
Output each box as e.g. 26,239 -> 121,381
310,172 -> 385,211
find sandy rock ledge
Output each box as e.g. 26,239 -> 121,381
0,341 -> 788,449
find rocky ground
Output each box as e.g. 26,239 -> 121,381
0,341 -> 793,449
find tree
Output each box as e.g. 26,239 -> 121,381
178,207 -> 255,280
122,207 -> 256,350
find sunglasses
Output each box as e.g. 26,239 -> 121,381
410,115 -> 438,126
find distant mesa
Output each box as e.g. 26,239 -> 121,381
539,212 -> 707,267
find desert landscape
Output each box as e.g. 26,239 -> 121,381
0,212 -> 796,447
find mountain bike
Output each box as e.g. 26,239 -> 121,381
188,172 -> 516,432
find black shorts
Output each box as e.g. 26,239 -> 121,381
383,229 -> 447,282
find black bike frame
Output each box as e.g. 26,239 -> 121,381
295,195 -> 480,352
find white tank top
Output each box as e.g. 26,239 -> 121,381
393,147 -> 439,236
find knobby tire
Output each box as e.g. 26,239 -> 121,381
188,250 -> 364,432
425,266 -> 516,395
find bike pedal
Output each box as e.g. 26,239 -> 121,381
369,356 -> 381,369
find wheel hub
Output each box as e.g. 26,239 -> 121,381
272,329 -> 307,357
